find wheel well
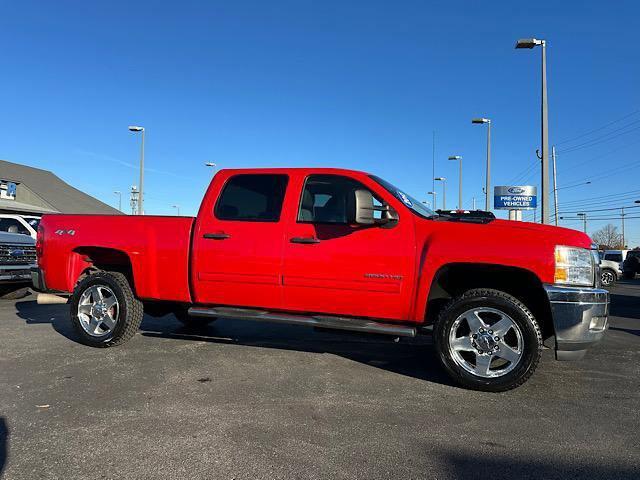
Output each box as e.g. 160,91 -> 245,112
425,263 -> 553,339
73,247 -> 135,292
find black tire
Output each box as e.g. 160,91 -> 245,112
0,286 -> 30,300
174,308 -> 216,328
434,288 -> 542,392
623,271 -> 635,280
70,271 -> 143,347
600,269 -> 616,287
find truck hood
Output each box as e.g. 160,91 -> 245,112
0,231 -> 35,245
486,219 -> 593,249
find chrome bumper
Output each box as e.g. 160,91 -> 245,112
0,265 -> 34,284
544,285 -> 609,360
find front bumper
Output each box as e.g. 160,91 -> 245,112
0,265 -> 35,285
544,284 -> 609,360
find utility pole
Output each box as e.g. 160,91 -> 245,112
129,186 -> 139,216
621,207 -> 626,248
472,197 -> 476,210
577,213 -> 587,233
552,146 -> 559,226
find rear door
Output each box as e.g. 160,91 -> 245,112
281,173 -> 416,320
191,173 -> 289,309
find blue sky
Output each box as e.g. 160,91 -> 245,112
1,1 -> 638,242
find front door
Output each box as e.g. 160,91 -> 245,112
282,174 -> 416,320
192,173 -> 289,309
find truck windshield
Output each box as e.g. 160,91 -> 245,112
369,175 -> 437,219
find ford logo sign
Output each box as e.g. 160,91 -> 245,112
9,249 -> 25,257
508,187 -> 525,194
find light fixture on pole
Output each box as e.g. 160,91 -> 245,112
172,205 -> 180,216
515,37 -> 549,224
113,191 -> 122,212
448,155 -> 463,209
128,125 -> 145,215
472,118 -> 491,211
205,162 -> 217,168
434,177 -> 446,210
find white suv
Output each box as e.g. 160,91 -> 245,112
0,214 -> 41,239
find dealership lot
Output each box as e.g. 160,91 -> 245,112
1,284 -> 639,480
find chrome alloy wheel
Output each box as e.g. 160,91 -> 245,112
77,285 -> 119,337
448,307 -> 524,378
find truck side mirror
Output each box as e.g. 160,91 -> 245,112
354,189 -> 375,225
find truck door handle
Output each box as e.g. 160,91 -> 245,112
290,236 -> 320,244
203,232 -> 231,240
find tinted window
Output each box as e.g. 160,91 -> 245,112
604,253 -> 623,262
215,174 -> 288,222
0,218 -> 30,235
299,175 -> 381,224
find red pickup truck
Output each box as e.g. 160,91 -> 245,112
32,168 -> 609,391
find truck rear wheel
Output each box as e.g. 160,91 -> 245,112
70,271 -> 143,348
434,288 -> 542,392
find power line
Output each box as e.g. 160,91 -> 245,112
555,109 -> 640,146
557,123 -> 640,154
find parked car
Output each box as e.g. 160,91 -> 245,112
32,168 -> 608,391
0,231 -> 37,299
622,250 -> 640,279
0,214 -> 41,239
599,257 -> 621,287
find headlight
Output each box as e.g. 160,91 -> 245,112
554,246 -> 594,286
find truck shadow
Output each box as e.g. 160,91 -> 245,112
141,316 -> 456,386
0,417 -> 8,477
14,299 -> 456,388
433,446 -> 638,480
609,292 -> 640,320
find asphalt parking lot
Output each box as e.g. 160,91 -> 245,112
1,284 -> 639,480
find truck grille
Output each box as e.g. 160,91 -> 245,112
0,243 -> 37,265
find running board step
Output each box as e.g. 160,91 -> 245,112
188,307 -> 416,337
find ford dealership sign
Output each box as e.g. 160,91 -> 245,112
494,186 -> 537,210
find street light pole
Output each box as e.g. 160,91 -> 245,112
472,118 -> 491,211
172,205 -> 180,216
128,126 -> 145,215
427,191 -> 437,211
113,191 -> 122,212
516,38 -> 549,224
434,177 -> 446,210
448,155 -> 463,209
552,145 -> 558,225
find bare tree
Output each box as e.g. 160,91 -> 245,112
591,224 -> 623,249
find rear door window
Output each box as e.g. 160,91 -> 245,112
215,174 -> 288,222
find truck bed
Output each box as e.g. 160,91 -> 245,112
38,214 -> 195,302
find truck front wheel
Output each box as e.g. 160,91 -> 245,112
434,288 -> 542,392
70,271 -> 143,347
